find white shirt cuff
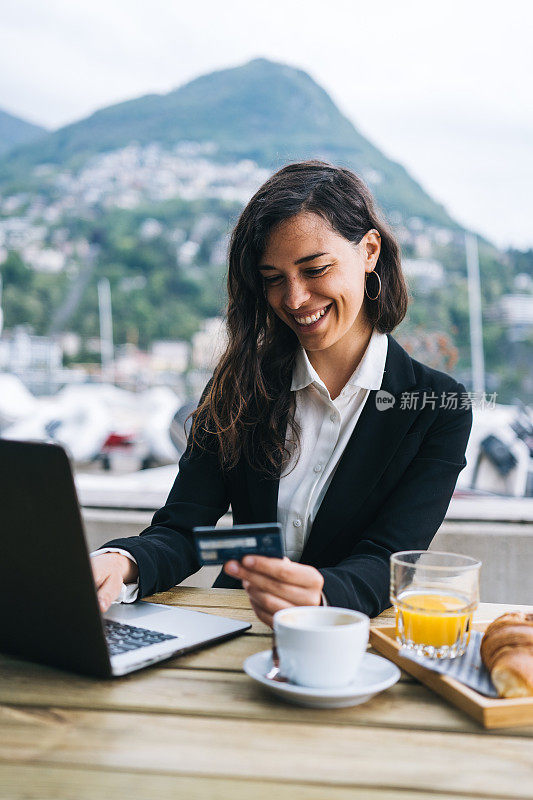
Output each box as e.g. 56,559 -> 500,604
90,547 -> 140,603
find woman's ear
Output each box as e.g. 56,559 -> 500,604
364,229 -> 381,272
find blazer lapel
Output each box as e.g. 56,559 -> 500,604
301,335 -> 423,564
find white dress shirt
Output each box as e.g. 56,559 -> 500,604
95,330 -> 388,603
278,329 -> 388,560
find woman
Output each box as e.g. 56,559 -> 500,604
92,161 -> 472,627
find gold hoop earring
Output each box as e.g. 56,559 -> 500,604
364,270 -> 381,300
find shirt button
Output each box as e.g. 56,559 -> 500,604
293,518 -> 302,528
314,464 -> 322,473
330,413 -> 336,422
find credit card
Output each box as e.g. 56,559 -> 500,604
192,522 -> 284,566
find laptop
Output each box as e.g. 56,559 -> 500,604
0,439 -> 250,677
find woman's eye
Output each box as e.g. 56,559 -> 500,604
262,266 -> 329,284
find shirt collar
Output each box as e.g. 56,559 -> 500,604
291,329 -> 388,394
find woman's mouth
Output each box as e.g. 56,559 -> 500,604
292,304 -> 332,331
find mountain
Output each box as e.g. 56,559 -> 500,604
0,108 -> 47,155
0,59 -> 452,226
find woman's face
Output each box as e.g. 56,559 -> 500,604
259,211 -> 380,354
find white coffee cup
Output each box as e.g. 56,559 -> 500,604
273,606 -> 370,689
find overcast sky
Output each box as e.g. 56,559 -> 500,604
1,0 -> 532,249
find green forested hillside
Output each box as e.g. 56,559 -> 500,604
1,198 -> 235,349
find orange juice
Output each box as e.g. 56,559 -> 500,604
395,590 -> 474,650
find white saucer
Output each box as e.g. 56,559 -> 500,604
243,650 -> 400,708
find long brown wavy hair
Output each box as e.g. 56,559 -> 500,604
189,160 -> 408,476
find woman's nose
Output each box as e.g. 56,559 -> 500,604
283,278 -> 311,310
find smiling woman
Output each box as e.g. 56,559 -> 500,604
195,162 -> 409,477
93,161 -> 472,628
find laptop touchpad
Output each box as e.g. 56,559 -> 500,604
105,601 -> 174,624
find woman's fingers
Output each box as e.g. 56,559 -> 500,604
95,571 -> 122,613
247,588 -> 293,617
248,598 -> 274,629
91,558 -> 108,590
225,556 -> 323,591
90,555 -> 126,612
245,555 -> 319,586
241,571 -> 318,605
224,556 -> 324,627
247,591 -> 292,629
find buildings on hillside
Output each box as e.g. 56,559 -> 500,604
0,316 -> 227,397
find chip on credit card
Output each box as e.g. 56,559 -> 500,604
192,522 -> 284,566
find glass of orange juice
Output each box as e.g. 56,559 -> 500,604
390,551 -> 481,659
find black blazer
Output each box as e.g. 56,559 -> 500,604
102,334 -> 472,617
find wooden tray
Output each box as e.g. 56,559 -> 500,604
370,624 -> 533,728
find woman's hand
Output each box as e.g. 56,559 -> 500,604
91,553 -> 138,613
224,555 -> 324,628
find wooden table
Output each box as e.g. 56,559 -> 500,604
1,589 -> 533,800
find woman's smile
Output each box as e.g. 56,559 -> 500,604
290,302 -> 333,331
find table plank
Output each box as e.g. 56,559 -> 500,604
0,764 -> 490,800
1,659 -> 532,736
0,641 -> 416,679
146,587 -> 254,610
1,706 -> 533,798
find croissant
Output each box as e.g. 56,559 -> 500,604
480,613 -> 533,698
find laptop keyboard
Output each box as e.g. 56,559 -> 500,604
104,619 -> 178,656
